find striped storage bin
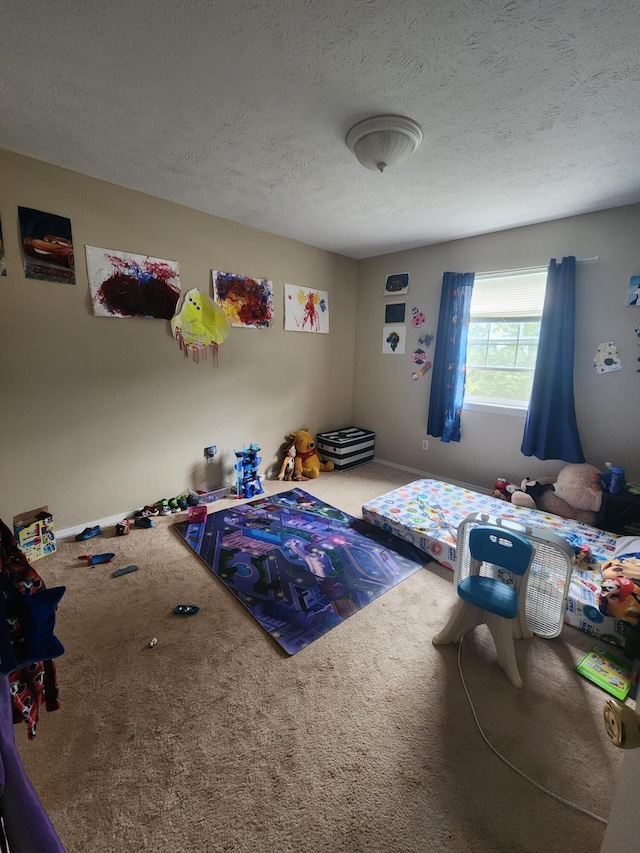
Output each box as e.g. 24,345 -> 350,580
316,427 -> 375,471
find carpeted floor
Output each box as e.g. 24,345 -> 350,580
16,463 -> 622,852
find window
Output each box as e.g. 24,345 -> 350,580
464,267 -> 547,413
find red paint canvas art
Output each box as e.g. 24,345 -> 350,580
85,246 -> 181,319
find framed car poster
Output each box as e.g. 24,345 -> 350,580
18,206 -> 76,284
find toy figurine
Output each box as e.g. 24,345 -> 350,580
278,443 -> 296,481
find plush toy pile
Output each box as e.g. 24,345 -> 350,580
493,463 -> 604,525
280,428 -> 334,480
493,465 -> 640,636
598,537 -> 640,627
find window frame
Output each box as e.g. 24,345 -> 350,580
463,267 -> 547,416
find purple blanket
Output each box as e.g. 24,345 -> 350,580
0,676 -> 65,851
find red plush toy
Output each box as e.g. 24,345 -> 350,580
493,478 -> 511,501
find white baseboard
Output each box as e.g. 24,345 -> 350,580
57,463 -> 488,539
374,457 -> 432,478
57,510 -> 138,541
373,457 -> 490,495
56,481 -> 248,539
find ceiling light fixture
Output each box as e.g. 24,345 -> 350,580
346,114 -> 423,173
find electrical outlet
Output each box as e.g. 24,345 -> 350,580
422,440 -> 429,450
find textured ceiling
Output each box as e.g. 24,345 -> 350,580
2,0 -> 640,259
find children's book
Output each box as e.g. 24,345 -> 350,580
575,646 -> 632,701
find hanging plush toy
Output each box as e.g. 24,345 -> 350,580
171,288 -> 231,363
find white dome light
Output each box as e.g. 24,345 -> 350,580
346,115 -> 423,173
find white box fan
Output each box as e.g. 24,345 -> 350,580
455,512 -> 575,639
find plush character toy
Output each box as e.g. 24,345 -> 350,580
509,478 -> 554,510
598,575 -> 640,625
508,463 -> 604,525
277,443 -> 297,481
602,554 -> 640,582
598,540 -> 640,625
492,478 -> 511,501
286,428 -> 334,479
553,463 -> 602,509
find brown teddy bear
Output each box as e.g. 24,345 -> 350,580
286,428 -> 334,479
510,463 -> 603,525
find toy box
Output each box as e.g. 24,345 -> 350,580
188,486 -> 231,505
316,427 -> 375,471
13,506 -> 57,563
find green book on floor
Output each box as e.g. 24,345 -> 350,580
575,646 -> 632,701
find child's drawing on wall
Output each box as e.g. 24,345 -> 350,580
212,269 -> 273,328
86,246 -> 181,318
284,283 -> 329,333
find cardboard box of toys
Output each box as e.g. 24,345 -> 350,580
13,506 -> 57,563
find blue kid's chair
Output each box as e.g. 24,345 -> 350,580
433,524 -> 534,687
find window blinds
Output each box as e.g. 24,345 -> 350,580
470,269 -> 547,319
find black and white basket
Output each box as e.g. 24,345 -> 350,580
316,427 -> 375,471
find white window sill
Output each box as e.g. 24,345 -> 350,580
463,400 -> 528,418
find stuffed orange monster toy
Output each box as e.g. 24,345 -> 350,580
286,428 -> 334,479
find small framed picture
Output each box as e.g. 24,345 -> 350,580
385,302 -> 406,323
384,272 -> 409,296
626,275 -> 640,306
382,324 -> 406,354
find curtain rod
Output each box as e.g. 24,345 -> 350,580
478,256 -> 599,276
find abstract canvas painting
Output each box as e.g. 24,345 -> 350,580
86,246 -> 181,318
284,283 -> 329,333
18,206 -> 75,284
212,269 -> 274,328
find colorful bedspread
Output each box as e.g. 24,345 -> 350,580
362,478 -> 627,646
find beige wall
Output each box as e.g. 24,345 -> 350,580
354,205 -> 640,490
4,147 -> 638,530
0,150 -> 358,529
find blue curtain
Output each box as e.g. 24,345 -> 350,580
521,256 -> 585,462
427,271 -> 475,442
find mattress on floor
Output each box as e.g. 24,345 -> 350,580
362,478 -> 627,646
